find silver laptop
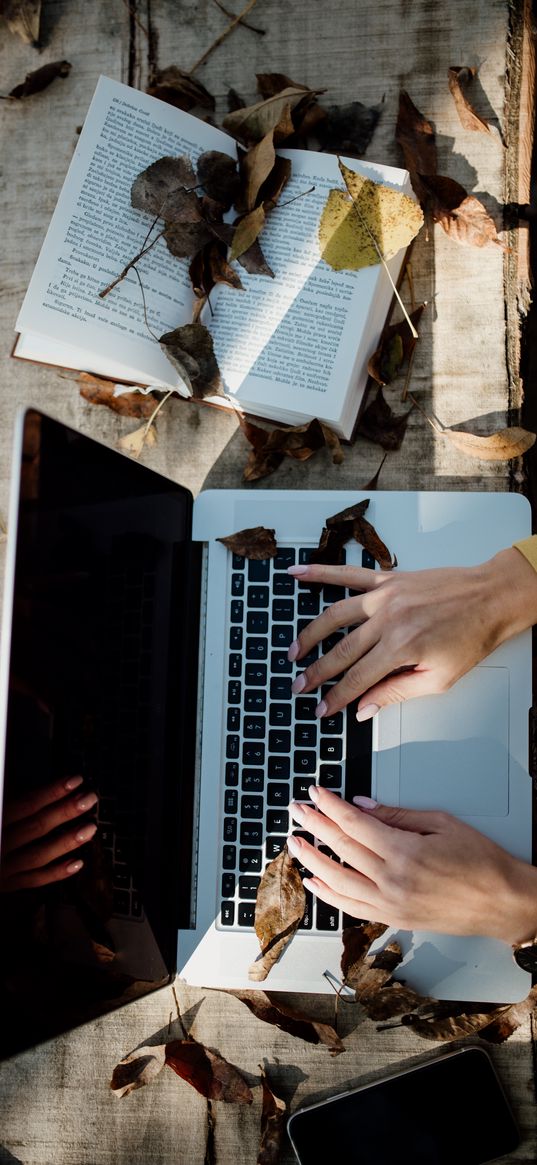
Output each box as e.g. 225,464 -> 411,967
0,410 -> 532,1057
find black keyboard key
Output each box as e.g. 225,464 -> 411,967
222,845 -> 236,870
231,573 -> 244,596
247,610 -> 269,634
222,872 -> 235,896
295,697 -> 318,721
270,676 -> 292,700
319,844 -> 340,862
268,729 -> 291,753
226,735 -> 240,759
221,901 -> 235,925
227,707 -> 241,731
266,837 -> 286,859
299,548 -> 313,564
294,751 -> 317,773
223,817 -> 237,842
248,559 -> 270,581
323,585 -> 346,603
228,680 -> 241,705
316,900 -> 340,931
243,715 -> 266,738
229,654 -> 242,677
230,600 -> 244,623
274,548 -> 296,569
245,689 -> 266,712
320,739 -> 343,760
345,713 -> 372,804
131,893 -> 142,918
271,651 -> 292,673
238,903 -> 256,926
362,549 -> 376,569
241,795 -> 263,819
242,769 -> 264,792
243,742 -> 265,765
239,875 -> 260,899
240,821 -> 263,845
293,776 -> 314,799
232,553 -> 245,570
267,783 -> 289,805
245,663 -> 267,685
230,626 -> 243,650
269,703 -> 292,727
224,789 -> 238,813
272,598 -> 294,621
271,625 -> 293,648
239,849 -> 262,872
319,764 -> 342,788
273,573 -> 294,595
247,586 -> 269,608
294,723 -> 317,748
113,870 -> 130,889
321,712 -> 344,734
298,888 -> 313,930
266,809 -> 289,833
298,592 -> 320,616
225,762 -> 239,786
246,637 -> 268,660
268,756 -> 290,779
297,618 -> 312,635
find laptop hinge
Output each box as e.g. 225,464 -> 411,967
529,706 -> 537,786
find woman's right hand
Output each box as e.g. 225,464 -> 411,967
0,775 -> 98,891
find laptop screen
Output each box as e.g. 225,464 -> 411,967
0,410 -> 199,1058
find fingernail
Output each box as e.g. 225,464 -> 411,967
289,800 -> 306,823
356,703 -> 380,722
64,775 -> 83,791
288,639 -> 299,662
75,792 -> 98,812
292,673 -> 306,694
302,877 -> 316,892
315,700 -> 327,719
353,795 -> 379,809
66,860 -> 83,874
286,834 -> 302,857
308,784 -> 320,803
288,565 -> 308,576
75,822 -> 98,843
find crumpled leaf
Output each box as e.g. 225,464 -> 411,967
311,499 -> 396,574
367,981 -> 428,1021
159,323 -> 224,399
165,1038 -> 253,1103
147,66 -> 215,112
395,91 -> 437,205
117,424 -> 157,460
240,416 -> 343,482
448,66 -> 491,133
362,454 -> 388,490
319,160 -> 423,271
249,845 -> 306,981
479,985 -> 537,1043
315,99 -> 384,157
418,174 -> 506,248
256,73 -> 311,99
217,527 -> 277,560
131,156 -> 198,221
230,205 -> 266,261
223,87 -> 317,144
165,220 -> 214,259
358,388 -> 412,451
8,60 -> 71,99
0,0 -> 40,43
197,150 -> 240,210
239,131 -> 276,212
78,373 -> 158,417
443,425 -> 536,460
237,237 -> 274,277
190,239 -> 244,297
257,155 -> 291,211
401,1002 -> 505,1043
367,304 -> 425,387
341,922 -> 388,984
110,1044 -> 167,1097
257,1069 -> 287,1165
230,990 -> 345,1054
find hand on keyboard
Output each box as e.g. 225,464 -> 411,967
287,547 -> 537,720
287,785 -> 537,946
0,776 -> 98,891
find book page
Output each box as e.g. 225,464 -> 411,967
16,76 -> 237,386
206,151 -> 407,427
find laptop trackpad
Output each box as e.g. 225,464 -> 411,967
399,667 -> 509,817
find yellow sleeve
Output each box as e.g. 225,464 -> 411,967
513,535 -> 537,572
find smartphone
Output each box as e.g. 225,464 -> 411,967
287,1045 -> 520,1165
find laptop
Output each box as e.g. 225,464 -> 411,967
0,408 -> 532,1058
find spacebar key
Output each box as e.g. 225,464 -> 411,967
344,704 -> 372,804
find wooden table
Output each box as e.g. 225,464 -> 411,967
0,2 -> 536,1162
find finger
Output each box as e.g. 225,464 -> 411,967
311,643 -> 402,717
302,875 -> 383,925
288,564 -> 386,590
3,774 -> 84,826
287,832 -> 381,904
306,785 -> 396,858
289,800 -> 384,883
353,795 -> 450,835
5,821 -> 98,876
288,593 -> 373,661
356,667 -> 445,719
3,857 -> 84,892
2,789 -> 98,854
292,624 -> 380,700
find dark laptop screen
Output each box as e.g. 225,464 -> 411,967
0,410 -> 200,1058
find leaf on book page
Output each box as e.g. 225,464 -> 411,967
367,304 -> 425,387
448,66 -> 492,134
78,373 -> 159,418
315,99 -> 384,157
229,990 -> 345,1054
217,527 -> 277,559
197,150 -> 240,210
165,1038 -> 253,1103
8,60 -> 71,99
258,155 -> 292,211
357,388 -> 412,451
189,239 -> 244,298
117,424 -> 157,459
229,205 -> 266,261
443,425 -> 536,460
165,220 -> 214,259
418,174 -> 506,248
238,131 -> 276,212
110,1043 -> 167,1097
248,845 -> 306,981
237,237 -> 274,277
319,163 -> 423,271
479,985 -> 537,1043
395,91 -> 437,205
147,66 -> 215,112
159,323 -> 225,398
257,1069 -> 287,1165
223,87 -> 317,144
0,0 -> 41,44
131,156 -> 199,222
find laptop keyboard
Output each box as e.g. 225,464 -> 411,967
219,545 -> 374,934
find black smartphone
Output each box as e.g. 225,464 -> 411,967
287,1045 -> 520,1165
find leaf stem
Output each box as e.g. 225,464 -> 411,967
99,224 -> 166,298
188,0 -> 259,75
272,185 -> 315,209
407,392 -> 443,434
211,0 -> 265,33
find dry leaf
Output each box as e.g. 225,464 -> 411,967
165,1038 -> 253,1103
78,373 -> 158,418
249,845 -> 306,981
257,1070 -> 287,1165
402,1004 -> 503,1043
190,240 -> 244,297
223,87 -> 317,144
256,73 -> 311,99
117,424 -> 157,459
110,1044 -> 167,1097
131,156 -> 198,221
147,66 -> 215,112
357,387 -> 412,451
479,985 -> 537,1043
315,99 -> 384,157
443,425 -> 536,460
0,0 -> 40,43
258,155 -> 292,211
205,1101 -> 217,1165
239,131 -> 276,212
159,323 -> 224,398
217,527 -> 277,560
8,60 -> 71,99
341,922 -> 388,984
165,220 -> 214,259
367,982 -> 429,1020
362,454 -> 388,490
237,237 -> 274,277
347,942 -> 403,1003
367,305 -> 425,387
418,174 -> 505,248
240,416 -> 343,482
448,66 -> 491,133
354,513 -> 396,569
230,205 -> 266,261
230,991 -> 345,1054
395,91 -> 437,205
319,161 -> 423,271
197,150 -> 240,210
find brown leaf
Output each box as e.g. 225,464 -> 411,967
78,373 -> 158,418
237,237 -> 274,277
257,1069 -> 287,1165
401,1004 -> 503,1043
366,982 -> 429,1020
448,66 -> 491,133
230,991 -> 345,1054
159,323 -> 224,399
367,305 -> 425,388
249,845 -> 306,981
308,502 -> 395,585
257,155 -> 292,211
165,220 -> 214,259
230,205 -> 266,261
165,1038 -> 253,1103
357,388 -> 412,451
348,942 -> 404,1004
204,1101 -> 217,1165
131,156 -> 199,221
362,453 -> 388,490
110,1044 -> 167,1097
0,0 -> 40,44
315,99 -> 384,157
217,527 -> 277,560
239,131 -> 276,212
223,87 -> 318,144
197,150 -> 240,210
8,60 -> 71,99
479,985 -> 537,1043
147,66 -> 215,112
418,173 -> 505,248
341,922 -> 388,984
240,416 -> 343,482
256,73 -> 311,99
354,514 -> 396,570
190,240 -> 244,297
443,425 -> 536,460
395,91 -> 437,204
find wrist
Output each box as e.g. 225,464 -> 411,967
500,859 -> 537,947
481,548 -> 537,649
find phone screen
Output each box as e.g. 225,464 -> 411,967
287,1046 -> 520,1165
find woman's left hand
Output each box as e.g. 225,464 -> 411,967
286,786 -> 537,946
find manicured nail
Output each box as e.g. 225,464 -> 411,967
75,791 -> 98,812
66,860 -> 83,874
64,775 -> 83,791
308,784 -> 320,803
292,673 -> 306,694
286,834 -> 302,857
356,703 -> 380,722
302,877 -> 316,893
288,565 -> 309,576
75,822 -> 98,843
288,639 -> 299,662
315,700 -> 327,719
353,795 -> 379,809
289,800 -> 306,823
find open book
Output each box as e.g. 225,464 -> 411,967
15,76 -> 413,440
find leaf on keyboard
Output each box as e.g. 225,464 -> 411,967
217,525 -> 277,559
165,1037 -> 253,1103
228,990 -> 345,1054
306,499 -> 396,590
248,845 -> 306,981
110,1043 -> 167,1097
257,1068 -> 287,1165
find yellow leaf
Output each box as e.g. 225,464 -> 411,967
319,162 -> 423,271
444,426 -> 536,460
117,424 -> 157,459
